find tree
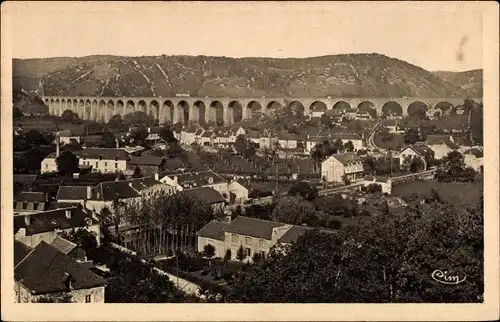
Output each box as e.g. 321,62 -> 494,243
13,107 -> 23,119
130,126 -> 149,145
403,128 -> 420,145
332,139 -> 344,153
343,140 -> 354,152
108,114 -> 124,130
25,130 -> 49,148
59,228 -> 99,260
61,109 -> 80,124
123,111 -> 155,127
159,124 -> 176,143
56,151 -> 79,176
101,131 -> 117,148
236,245 -> 247,262
320,113 -> 332,128
272,196 -> 316,225
409,156 -> 425,173
252,252 -> 263,264
224,249 -> 232,262
132,166 -> 143,178
203,244 -> 216,259
288,181 -> 318,201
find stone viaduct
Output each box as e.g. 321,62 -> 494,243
42,95 -> 481,125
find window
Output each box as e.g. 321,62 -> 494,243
231,234 -> 238,244
245,237 -> 252,245
95,162 -> 99,168
104,162 -> 107,167
115,163 -> 118,169
85,294 -> 91,303
259,239 -> 267,249
245,247 -> 251,257
45,164 -> 48,169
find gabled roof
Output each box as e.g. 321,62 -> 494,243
14,174 -> 39,185
128,155 -> 165,166
89,177 -> 164,201
166,170 -> 226,189
45,148 -> 130,161
224,216 -> 286,240
182,187 -> 226,205
56,186 -> 89,200
278,226 -> 311,244
330,133 -> 362,141
14,207 -> 98,236
14,192 -> 46,203
307,135 -> 330,143
196,220 -> 228,241
234,178 -> 250,189
330,152 -> 362,166
464,148 -> 484,158
14,241 -> 106,295
14,240 -> 33,266
50,236 -> 78,255
195,129 -> 204,136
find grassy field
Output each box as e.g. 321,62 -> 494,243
392,179 -> 482,205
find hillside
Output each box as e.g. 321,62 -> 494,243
433,69 -> 483,97
13,88 -> 49,115
13,53 -> 470,98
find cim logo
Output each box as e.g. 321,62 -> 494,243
431,270 -> 467,285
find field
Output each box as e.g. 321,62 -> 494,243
391,179 -> 482,205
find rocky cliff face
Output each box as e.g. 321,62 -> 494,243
13,53 -> 476,98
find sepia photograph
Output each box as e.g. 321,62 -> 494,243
1,1 -> 498,321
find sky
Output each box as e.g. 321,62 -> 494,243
4,1 -> 483,72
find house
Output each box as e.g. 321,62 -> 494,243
311,109 -> 326,118
85,176 -> 174,215
277,132 -> 298,150
463,148 -> 484,173
246,131 -> 261,146
382,119 -> 404,134
228,178 -> 250,204
361,175 -> 392,194
56,186 -> 92,206
127,155 -> 165,176
146,127 -> 162,142
399,144 -> 434,169
14,174 -> 39,190
425,135 -> 459,160
355,110 -> 372,120
180,126 -> 199,146
57,130 -> 81,145
330,133 -> 364,152
14,192 -> 48,213
41,147 -> 130,174
200,131 -> 215,146
50,235 -> 89,262
196,216 -> 328,262
321,152 -> 364,183
305,135 -> 330,153
160,170 -> 229,197
343,108 -> 359,120
14,240 -> 106,303
14,206 -> 100,248
182,187 -> 226,212
229,126 -> 246,138
454,137 -> 475,153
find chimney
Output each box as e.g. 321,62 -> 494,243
24,215 -> 31,226
65,209 -> 72,219
154,172 -> 159,181
173,176 -> 178,184
56,133 -> 60,157
87,186 -> 92,199
115,138 -> 119,149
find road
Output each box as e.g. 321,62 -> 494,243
366,120 -> 387,154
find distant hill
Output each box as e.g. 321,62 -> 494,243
432,69 -> 483,97
12,53 -> 473,99
13,88 -> 49,115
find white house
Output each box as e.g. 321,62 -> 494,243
463,148 -> 484,173
361,175 -> 392,194
229,178 -> 250,204
425,135 -> 459,160
57,130 -> 81,145
305,133 -> 364,153
277,132 -> 299,150
180,126 -> 199,146
200,131 -> 215,146
321,152 -> 364,183
399,144 -> 433,169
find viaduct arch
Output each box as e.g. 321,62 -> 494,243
43,95 -> 482,125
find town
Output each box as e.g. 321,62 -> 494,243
13,90 -> 484,303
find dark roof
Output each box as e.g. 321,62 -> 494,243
195,129 -> 203,136
235,178 -> 250,189
279,226 -> 311,244
331,152 -> 362,166
14,174 -> 38,185
14,207 -> 98,236
50,236 -> 78,255
464,148 -> 484,158
89,177 -> 163,201
182,187 -> 226,205
196,220 -> 228,241
148,127 -> 162,134
224,216 -> 286,240
56,186 -> 89,200
426,135 -> 453,145
307,135 -> 330,143
14,192 -> 46,203
412,143 -> 434,156
201,131 -> 214,138
331,133 -> 362,141
454,137 -> 474,147
167,170 -> 227,189
46,148 -> 130,161
14,240 -> 33,266
247,130 -> 261,139
128,155 -> 165,166
14,241 -> 106,295
277,132 -> 298,141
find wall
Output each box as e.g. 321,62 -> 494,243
15,283 -> 105,303
223,232 -> 273,262
79,158 -> 127,173
399,148 -> 421,165
278,139 -> 298,150
197,236 -> 225,258
229,182 -> 249,204
16,225 -> 101,248
428,144 -> 453,160
321,157 -> 344,183
464,155 -> 483,172
41,158 -> 58,174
